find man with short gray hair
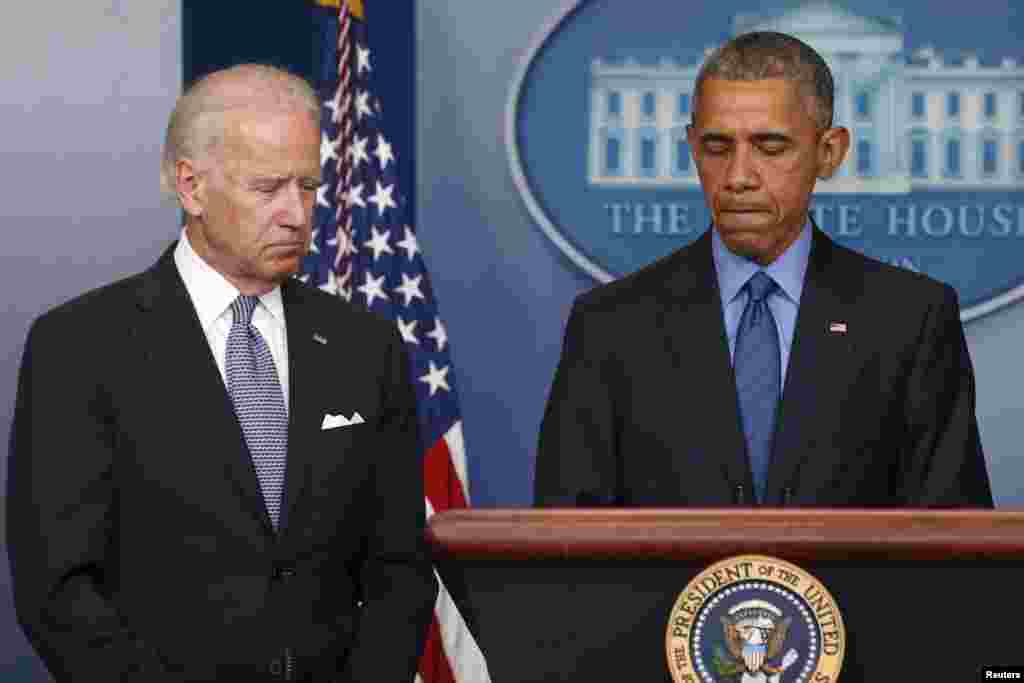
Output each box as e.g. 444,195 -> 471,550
9,63 -> 437,682
536,32 -> 992,508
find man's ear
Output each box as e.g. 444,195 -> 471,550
175,159 -> 205,218
817,126 -> 850,179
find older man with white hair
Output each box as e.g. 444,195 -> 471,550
8,63 -> 436,682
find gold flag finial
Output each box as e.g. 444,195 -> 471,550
314,0 -> 364,20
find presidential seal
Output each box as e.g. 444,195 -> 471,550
665,555 -> 844,683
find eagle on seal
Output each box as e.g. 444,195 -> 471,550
718,599 -> 799,682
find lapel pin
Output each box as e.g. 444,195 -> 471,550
828,322 -> 848,334
313,333 -> 328,345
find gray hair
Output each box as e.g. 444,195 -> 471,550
693,31 -> 834,129
160,63 -> 320,200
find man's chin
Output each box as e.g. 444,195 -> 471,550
716,231 -> 774,264
261,258 -> 303,283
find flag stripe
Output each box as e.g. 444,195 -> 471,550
419,617 -> 458,683
435,571 -> 490,682
424,429 -> 469,512
442,421 -> 471,504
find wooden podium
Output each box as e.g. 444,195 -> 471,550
428,509 -> 1024,682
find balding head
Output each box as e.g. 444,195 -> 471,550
161,64 -> 319,201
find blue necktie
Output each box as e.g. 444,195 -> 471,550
225,295 -> 288,528
734,272 -> 780,503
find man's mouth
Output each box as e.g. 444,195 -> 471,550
265,242 -> 308,257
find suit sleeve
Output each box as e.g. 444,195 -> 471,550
535,298 -> 621,507
901,286 -> 993,507
342,323 -> 437,682
6,315 -> 174,681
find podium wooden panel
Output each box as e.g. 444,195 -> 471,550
428,509 -> 1024,682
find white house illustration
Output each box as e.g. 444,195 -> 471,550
588,1 -> 1024,193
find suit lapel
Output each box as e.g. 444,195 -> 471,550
767,227 -> 858,504
278,279 -> 335,534
133,246 -> 275,535
659,231 -> 753,499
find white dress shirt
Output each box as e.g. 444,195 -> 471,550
173,229 -> 290,412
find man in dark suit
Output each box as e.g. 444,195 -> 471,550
8,64 -> 436,681
535,32 -> 992,508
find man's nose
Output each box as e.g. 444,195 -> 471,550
724,145 -> 759,192
279,181 -> 310,228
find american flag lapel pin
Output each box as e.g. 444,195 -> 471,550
828,321 -> 848,334
313,333 -> 328,345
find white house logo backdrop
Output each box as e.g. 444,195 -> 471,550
507,0 -> 1024,320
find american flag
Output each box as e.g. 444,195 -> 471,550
304,2 -> 491,682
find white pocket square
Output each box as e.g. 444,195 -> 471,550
321,412 -> 365,430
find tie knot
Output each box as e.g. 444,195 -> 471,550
231,295 -> 259,325
745,272 -> 777,303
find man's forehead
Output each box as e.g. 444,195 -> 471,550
222,107 -> 317,138
219,109 -> 319,161
218,109 -> 321,180
694,77 -> 818,128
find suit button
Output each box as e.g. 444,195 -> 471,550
269,658 -> 283,676
273,565 -> 297,582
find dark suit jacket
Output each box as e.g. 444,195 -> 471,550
535,227 -> 993,507
8,245 -> 437,682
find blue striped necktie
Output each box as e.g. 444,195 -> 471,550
225,295 -> 288,528
734,272 -> 780,504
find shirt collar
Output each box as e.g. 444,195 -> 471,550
173,228 -> 285,332
711,219 -> 812,306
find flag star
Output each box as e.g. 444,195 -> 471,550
367,181 -> 397,215
323,98 -> 339,122
374,134 -> 394,169
356,45 -> 372,74
396,226 -> 420,261
355,90 -> 373,120
363,226 -> 394,261
309,228 -> 320,254
394,273 -> 425,307
345,182 -> 366,208
348,133 -> 370,168
316,183 -> 331,208
318,268 -> 339,295
357,272 -> 389,308
419,361 -> 451,397
426,317 -> 448,352
396,317 -> 420,345
325,84 -> 345,123
320,133 -> 340,166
